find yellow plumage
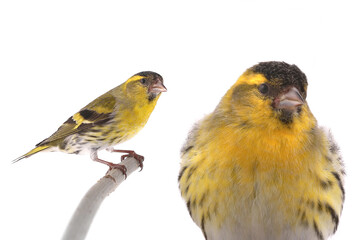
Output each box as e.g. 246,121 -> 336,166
179,62 -> 344,240
14,71 -> 166,172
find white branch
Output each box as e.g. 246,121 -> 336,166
62,157 -> 140,240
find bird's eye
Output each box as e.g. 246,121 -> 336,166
140,78 -> 147,85
258,83 -> 269,94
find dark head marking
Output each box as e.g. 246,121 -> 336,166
148,92 -> 157,101
251,61 -> 308,98
135,71 -> 163,81
133,71 -> 165,101
248,62 -> 308,125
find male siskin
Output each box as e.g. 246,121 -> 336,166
14,71 -> 166,173
179,62 -> 344,240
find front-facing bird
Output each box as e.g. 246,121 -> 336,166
14,71 -> 166,174
179,62 -> 344,240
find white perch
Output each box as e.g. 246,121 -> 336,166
62,157 -> 140,240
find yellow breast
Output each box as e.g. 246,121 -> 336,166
113,97 -> 159,143
180,108 -> 343,238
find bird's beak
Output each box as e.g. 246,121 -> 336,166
274,87 -> 304,111
149,79 -> 167,94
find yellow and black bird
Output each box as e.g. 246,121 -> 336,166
179,62 -> 344,240
14,71 -> 166,174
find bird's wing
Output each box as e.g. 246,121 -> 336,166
36,94 -> 117,146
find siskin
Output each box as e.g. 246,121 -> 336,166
14,71 -> 166,174
179,62 -> 344,240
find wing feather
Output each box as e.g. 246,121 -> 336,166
36,94 -> 116,146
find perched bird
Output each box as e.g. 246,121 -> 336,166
179,62 -> 344,240
14,71 -> 166,174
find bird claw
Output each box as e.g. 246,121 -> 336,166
106,163 -> 128,179
110,149 -> 145,171
121,152 -> 144,171
91,152 -> 128,179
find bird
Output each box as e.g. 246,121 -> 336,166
178,62 -> 344,240
13,71 -> 166,175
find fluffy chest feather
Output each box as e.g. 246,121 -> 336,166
180,123 -> 336,240
115,101 -> 158,139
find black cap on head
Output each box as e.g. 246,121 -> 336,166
136,71 -> 163,81
251,61 -> 308,97
132,71 -> 166,101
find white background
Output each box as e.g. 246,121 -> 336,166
1,1 -> 359,239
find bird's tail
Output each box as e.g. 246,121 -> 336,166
12,145 -> 50,163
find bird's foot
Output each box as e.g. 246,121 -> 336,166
106,148 -> 144,171
105,162 -> 128,179
92,153 -> 128,178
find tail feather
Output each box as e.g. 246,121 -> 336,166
12,145 -> 50,163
